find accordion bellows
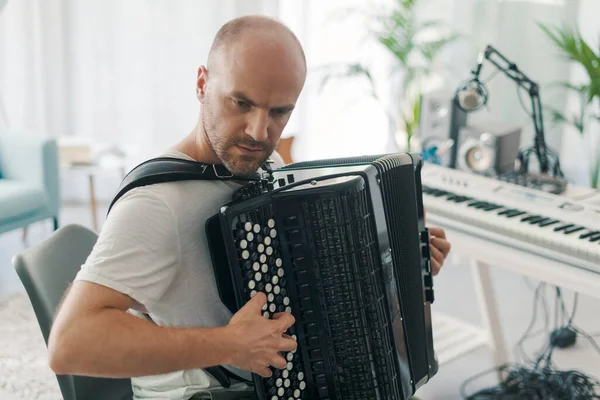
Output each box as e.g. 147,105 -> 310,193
207,153 -> 437,400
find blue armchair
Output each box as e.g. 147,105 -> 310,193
0,132 -> 60,236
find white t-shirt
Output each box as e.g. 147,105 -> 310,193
75,149 -> 284,400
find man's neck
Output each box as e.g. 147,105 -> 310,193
174,126 -> 219,164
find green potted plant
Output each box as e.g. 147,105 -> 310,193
539,23 -> 600,188
319,0 -> 458,151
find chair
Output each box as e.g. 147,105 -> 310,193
13,224 -> 133,400
0,132 -> 60,236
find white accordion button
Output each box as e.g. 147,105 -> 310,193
265,283 -> 273,293
276,258 -> 283,267
248,280 -> 256,290
253,262 -> 260,272
264,236 -> 272,246
277,268 -> 285,277
254,272 -> 262,281
266,246 -> 273,256
241,250 -> 250,260
246,232 -> 254,242
261,264 -> 269,273
244,222 -> 252,231
260,254 -> 267,263
257,243 -> 265,253
268,218 -> 275,228
270,229 -> 277,238
239,240 -> 248,249
253,223 -> 260,233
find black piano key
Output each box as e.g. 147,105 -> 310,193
498,209 -> 514,216
539,219 -> 560,227
483,205 -> 503,211
590,233 -> 600,242
521,215 -> 539,222
468,201 -> 482,207
506,211 -> 526,218
526,216 -> 546,224
530,217 -> 551,225
580,231 -> 600,239
554,224 -> 574,232
563,226 -> 585,235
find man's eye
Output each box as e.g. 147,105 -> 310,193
272,108 -> 288,116
234,99 -> 250,108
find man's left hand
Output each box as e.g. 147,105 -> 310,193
428,227 -> 451,276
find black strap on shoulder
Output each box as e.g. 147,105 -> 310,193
107,157 -> 262,215
107,156 -> 262,389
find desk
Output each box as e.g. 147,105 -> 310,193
427,184 -> 600,375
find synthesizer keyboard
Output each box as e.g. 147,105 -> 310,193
421,164 -> 600,273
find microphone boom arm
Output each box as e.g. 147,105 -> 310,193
471,45 -> 549,173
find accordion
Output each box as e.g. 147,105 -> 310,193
206,153 -> 437,400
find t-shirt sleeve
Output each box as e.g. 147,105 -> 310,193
75,189 -> 179,310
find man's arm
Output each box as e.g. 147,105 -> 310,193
48,189 -> 296,379
48,281 -> 296,378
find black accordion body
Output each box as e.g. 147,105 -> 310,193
207,153 -> 437,400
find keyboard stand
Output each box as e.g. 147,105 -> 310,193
428,212 -> 600,382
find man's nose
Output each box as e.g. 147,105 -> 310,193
246,109 -> 269,142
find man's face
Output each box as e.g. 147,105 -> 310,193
198,36 -> 305,175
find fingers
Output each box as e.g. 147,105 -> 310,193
256,366 -> 272,378
428,226 -> 446,240
431,257 -> 442,276
431,237 -> 451,258
278,336 -> 298,353
272,312 -> 295,332
269,354 -> 288,370
430,244 -> 444,265
246,292 -> 267,313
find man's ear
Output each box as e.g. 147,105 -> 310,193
197,66 -> 209,102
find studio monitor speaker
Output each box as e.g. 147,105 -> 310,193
419,90 -> 467,168
456,125 -> 522,174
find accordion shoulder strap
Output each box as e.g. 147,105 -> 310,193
105,156 -> 257,388
107,157 -> 262,216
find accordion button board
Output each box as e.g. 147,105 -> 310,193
233,209 -> 309,399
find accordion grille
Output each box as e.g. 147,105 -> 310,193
300,187 -> 401,399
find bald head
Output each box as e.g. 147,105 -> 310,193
207,15 -> 306,73
194,16 -> 306,175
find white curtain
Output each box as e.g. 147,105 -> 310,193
0,0 -> 278,159
0,0 -> 278,201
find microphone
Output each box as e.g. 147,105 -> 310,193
455,78 -> 488,112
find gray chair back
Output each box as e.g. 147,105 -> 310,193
13,224 -> 133,400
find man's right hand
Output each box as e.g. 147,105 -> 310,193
225,292 -> 297,378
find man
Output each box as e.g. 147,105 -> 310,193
48,15 -> 451,400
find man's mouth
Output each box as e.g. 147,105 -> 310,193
236,145 -> 265,156
237,145 -> 264,152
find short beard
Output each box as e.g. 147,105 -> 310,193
202,108 -> 273,176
